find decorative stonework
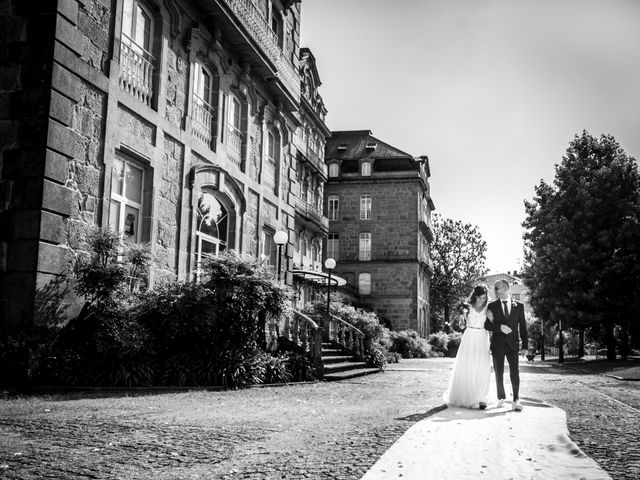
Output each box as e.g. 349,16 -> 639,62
117,105 -> 155,144
244,190 -> 259,256
165,47 -> 188,128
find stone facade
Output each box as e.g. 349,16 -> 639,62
0,0 -> 328,326
324,131 -> 435,335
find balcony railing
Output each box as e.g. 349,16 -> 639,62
294,196 -> 329,231
221,0 -> 300,100
191,96 -> 216,148
119,34 -> 155,106
226,124 -> 243,168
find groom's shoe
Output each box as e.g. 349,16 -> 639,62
496,399 -> 505,408
479,402 -> 487,410
512,399 -> 523,411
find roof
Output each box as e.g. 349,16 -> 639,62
325,130 -> 414,160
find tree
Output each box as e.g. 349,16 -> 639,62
523,131 -> 640,360
430,214 -> 488,331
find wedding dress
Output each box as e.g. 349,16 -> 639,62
443,307 -> 492,408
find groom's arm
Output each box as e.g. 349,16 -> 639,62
518,304 -> 528,350
484,305 -> 497,332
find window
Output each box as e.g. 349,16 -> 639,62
262,230 -> 277,267
193,62 -> 212,105
360,194 -> 371,220
328,163 -> 339,177
264,130 -> 279,191
230,96 -> 241,131
361,162 -> 371,176
359,232 -> 371,261
327,233 -> 339,260
358,273 -> 371,295
195,191 -> 228,279
328,195 -> 339,221
109,157 -> 144,242
226,95 -> 243,165
122,0 -> 153,55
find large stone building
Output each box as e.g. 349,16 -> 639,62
323,131 -> 435,335
0,0 -> 330,325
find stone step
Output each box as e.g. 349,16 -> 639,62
322,355 -> 356,364
323,367 -> 381,382
321,348 -> 347,355
323,361 -> 368,374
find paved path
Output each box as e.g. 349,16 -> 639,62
361,398 -> 611,480
0,358 -> 638,479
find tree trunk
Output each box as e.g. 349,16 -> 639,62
558,320 -> 564,364
443,303 -> 451,333
605,323 -> 616,360
619,323 -> 629,361
578,329 -> 585,358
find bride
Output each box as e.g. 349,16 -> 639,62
443,284 -> 494,409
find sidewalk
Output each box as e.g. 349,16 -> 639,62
361,398 -> 612,480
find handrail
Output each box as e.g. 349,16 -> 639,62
326,313 -> 365,360
293,309 -> 319,329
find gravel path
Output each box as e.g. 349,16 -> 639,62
1,358 -> 638,479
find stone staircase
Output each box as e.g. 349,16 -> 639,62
321,342 -> 380,381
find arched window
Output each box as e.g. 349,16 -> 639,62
328,163 -> 339,177
361,161 -> 371,176
196,191 -> 228,277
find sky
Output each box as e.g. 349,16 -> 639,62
300,0 -> 640,274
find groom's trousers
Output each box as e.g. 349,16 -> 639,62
493,347 -> 520,400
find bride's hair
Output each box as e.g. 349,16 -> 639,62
468,284 -> 489,308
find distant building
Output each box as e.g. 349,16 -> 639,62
478,272 -> 535,318
323,130 -> 435,335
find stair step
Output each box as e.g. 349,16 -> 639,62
321,348 -> 347,355
323,361 -> 367,373
324,367 -> 381,381
322,355 -> 356,364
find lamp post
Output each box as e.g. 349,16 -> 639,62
274,230 -> 288,282
324,258 -> 336,316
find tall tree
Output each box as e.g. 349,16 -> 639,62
523,131 -> 640,360
430,214 -> 487,331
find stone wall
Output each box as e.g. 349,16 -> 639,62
165,47 -> 188,129
155,135 -> 184,279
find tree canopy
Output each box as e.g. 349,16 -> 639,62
522,131 -> 640,359
430,214 -> 487,331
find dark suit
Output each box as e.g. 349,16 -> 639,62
484,298 -> 528,400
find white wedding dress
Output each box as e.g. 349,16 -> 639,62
443,307 -> 492,408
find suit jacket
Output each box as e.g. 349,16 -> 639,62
484,298 -> 528,353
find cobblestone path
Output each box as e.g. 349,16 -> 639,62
1,359 -> 638,479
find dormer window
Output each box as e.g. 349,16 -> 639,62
328,163 -> 339,177
361,161 -> 371,176
365,142 -> 377,150
337,144 -> 347,152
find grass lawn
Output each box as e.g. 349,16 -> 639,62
542,356 -> 640,380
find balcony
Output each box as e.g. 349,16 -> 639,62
419,211 -> 434,242
300,147 -> 327,179
118,34 -> 155,106
226,124 -> 243,168
191,95 -> 216,148
294,196 -> 329,233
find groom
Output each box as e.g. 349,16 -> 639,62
484,279 -> 528,411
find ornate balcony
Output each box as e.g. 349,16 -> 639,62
294,196 -> 329,233
220,0 -> 300,101
191,95 -> 216,148
118,34 -> 155,106
226,124 -> 243,168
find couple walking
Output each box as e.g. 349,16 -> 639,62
444,279 -> 528,411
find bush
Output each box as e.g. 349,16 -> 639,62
428,331 -> 463,357
388,329 -> 432,358
365,342 -> 388,370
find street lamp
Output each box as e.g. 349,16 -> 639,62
324,258 -> 336,315
274,230 -> 288,282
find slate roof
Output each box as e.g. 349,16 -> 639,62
325,130 -> 414,160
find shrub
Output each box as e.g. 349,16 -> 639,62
366,342 -> 387,370
262,352 -> 293,384
428,331 -> 463,357
388,329 -> 432,358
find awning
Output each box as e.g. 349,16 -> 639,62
291,269 -> 347,287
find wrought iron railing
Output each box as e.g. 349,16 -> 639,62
221,0 -> 300,100
191,96 -> 216,148
119,34 -> 155,106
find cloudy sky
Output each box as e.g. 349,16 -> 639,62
300,0 -> 640,273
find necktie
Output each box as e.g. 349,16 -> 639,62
502,301 -> 509,320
